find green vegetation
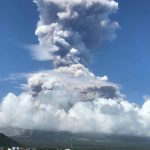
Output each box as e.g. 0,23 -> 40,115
0,133 -> 19,147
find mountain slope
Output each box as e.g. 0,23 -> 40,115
0,133 -> 19,147
12,130 -> 150,150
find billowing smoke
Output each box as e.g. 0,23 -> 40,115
1,0 -> 150,137
32,0 -> 119,67
1,64 -> 150,137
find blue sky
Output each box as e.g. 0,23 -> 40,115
0,0 -> 150,105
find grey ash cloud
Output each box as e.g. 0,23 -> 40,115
32,0 -> 119,67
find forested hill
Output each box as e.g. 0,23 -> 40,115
0,133 -> 19,147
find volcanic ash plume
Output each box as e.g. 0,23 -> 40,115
32,0 -> 119,67
1,64 -> 150,136
1,0 -> 150,137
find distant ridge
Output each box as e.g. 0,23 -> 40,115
0,133 -> 19,147
12,130 -> 150,150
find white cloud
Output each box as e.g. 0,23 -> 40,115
0,64 -> 150,137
